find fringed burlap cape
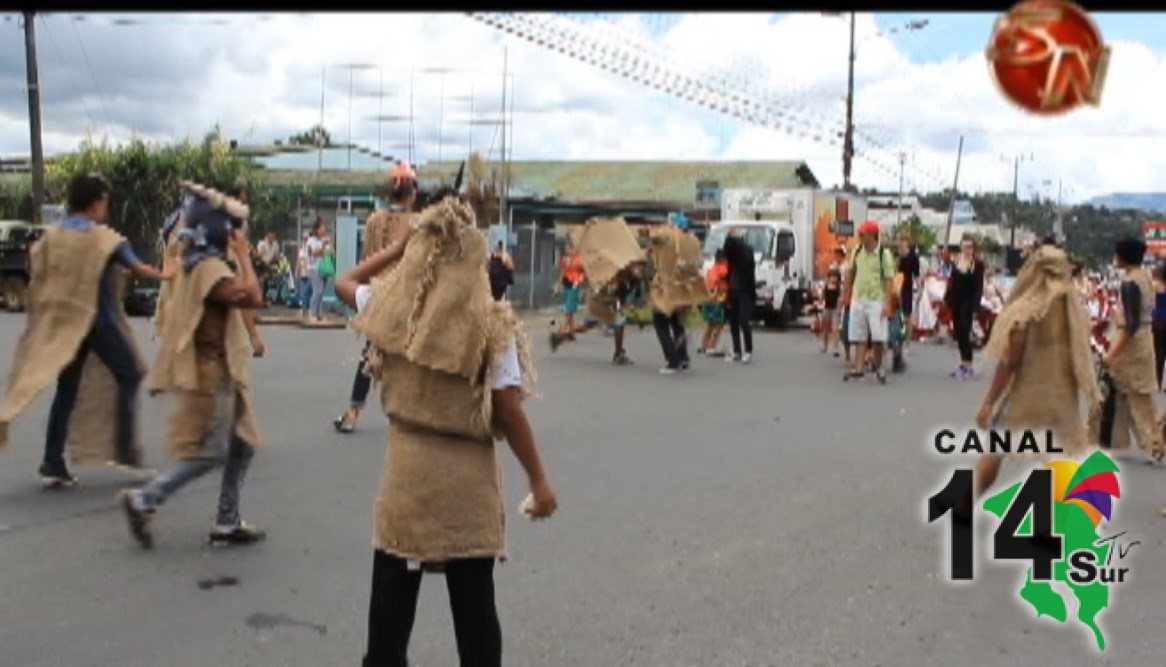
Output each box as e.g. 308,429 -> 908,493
362,210 -> 414,262
578,217 -> 645,324
983,246 -> 1100,461
151,257 -> 259,458
0,226 -> 148,466
648,225 -> 712,315
351,196 -> 535,562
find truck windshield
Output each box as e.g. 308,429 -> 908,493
703,226 -> 775,260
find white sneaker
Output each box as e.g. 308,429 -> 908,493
659,366 -> 678,375
725,354 -> 739,363
742,353 -> 752,365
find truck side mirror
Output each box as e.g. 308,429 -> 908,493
776,233 -> 795,263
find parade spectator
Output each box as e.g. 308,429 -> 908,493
897,234 -> 920,354
945,236 -> 985,380
551,242 -> 587,349
488,240 -> 515,301
843,221 -> 896,384
297,231 -> 313,318
306,220 -> 333,323
1153,263 -> 1166,391
699,249 -> 730,356
821,267 -> 842,356
723,229 -> 755,364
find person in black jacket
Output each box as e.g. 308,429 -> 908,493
723,230 -> 756,364
488,241 -> 515,301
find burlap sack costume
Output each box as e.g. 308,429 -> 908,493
150,185 -> 259,458
0,225 -> 148,465
352,196 -> 534,562
577,217 -> 645,325
648,225 -> 712,316
362,210 -> 415,262
983,245 -> 1101,461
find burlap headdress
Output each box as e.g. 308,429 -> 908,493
983,244 -> 1101,406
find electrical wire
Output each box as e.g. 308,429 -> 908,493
67,14 -> 115,140
38,14 -> 96,134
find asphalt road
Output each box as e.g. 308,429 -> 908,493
1,313 -> 1164,666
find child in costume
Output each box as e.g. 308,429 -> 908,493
339,195 -> 557,667
120,182 -> 266,549
0,172 -> 173,487
699,249 -> 730,357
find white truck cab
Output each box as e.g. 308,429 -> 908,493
702,219 -> 802,327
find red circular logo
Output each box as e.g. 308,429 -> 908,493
986,0 -> 1110,115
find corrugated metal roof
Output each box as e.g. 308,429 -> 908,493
421,160 -> 817,204
251,146 -> 395,172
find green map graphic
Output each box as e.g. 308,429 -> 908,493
984,484 -> 1111,651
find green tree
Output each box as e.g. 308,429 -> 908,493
893,214 -> 937,250
288,125 -> 332,147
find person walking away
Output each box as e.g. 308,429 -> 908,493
119,182 -> 266,548
1098,239 -> 1166,464
297,231 -> 313,318
306,220 -> 333,323
1152,263 -> 1166,391
896,234 -> 920,356
945,237 -> 985,379
842,221 -> 896,384
970,241 -> 1102,501
488,240 -> 515,301
699,249 -> 730,356
723,229 -> 756,364
334,163 -> 418,433
0,172 -> 173,487
821,267 -> 843,356
344,195 -> 558,667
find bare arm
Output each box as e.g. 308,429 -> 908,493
977,326 -> 1026,426
207,232 -> 263,308
493,387 -> 558,518
335,228 -> 416,307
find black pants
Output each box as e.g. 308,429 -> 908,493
350,342 -> 373,409
45,324 -> 142,467
363,551 -> 501,667
490,283 -> 508,302
727,291 -> 754,356
652,310 -> 689,369
1154,321 -> 1166,390
951,300 -> 976,364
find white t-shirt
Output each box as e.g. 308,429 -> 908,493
354,284 -> 521,390
257,238 -> 281,264
306,237 -> 328,272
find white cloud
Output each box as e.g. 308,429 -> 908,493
0,11 -> 1162,204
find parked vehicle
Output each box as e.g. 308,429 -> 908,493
0,220 -> 45,312
702,188 -> 868,327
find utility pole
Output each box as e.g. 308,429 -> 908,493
347,66 -> 354,171
896,151 -> 905,228
499,47 -> 508,229
1009,156 -> 1020,251
23,11 -> 44,224
942,135 -> 964,251
842,12 -> 856,193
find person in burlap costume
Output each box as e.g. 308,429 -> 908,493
119,182 -> 266,549
972,241 -> 1103,498
0,173 -> 173,487
341,194 -> 558,667
1094,238 -> 1166,465
648,214 -> 712,375
333,162 -> 419,434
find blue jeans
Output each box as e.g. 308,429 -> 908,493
309,273 -> 331,319
45,325 -> 142,467
299,276 -> 313,311
138,381 -> 253,527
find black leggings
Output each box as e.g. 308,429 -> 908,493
952,300 -> 976,364
350,343 -> 373,410
652,309 -> 690,368
364,551 -> 501,667
728,291 -> 754,355
1154,322 -> 1166,389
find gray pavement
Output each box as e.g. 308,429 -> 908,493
1,313 -> 1164,666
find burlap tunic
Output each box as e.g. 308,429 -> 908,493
648,225 -> 712,315
0,226 -> 148,465
1109,267 -> 1157,395
353,197 -> 530,562
150,257 -> 260,457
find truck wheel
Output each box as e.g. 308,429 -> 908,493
3,276 -> 28,312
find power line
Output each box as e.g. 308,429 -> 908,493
66,13 -> 115,140
38,14 -> 95,133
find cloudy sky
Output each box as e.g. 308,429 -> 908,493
0,11 -> 1163,202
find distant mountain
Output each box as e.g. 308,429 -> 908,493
1087,193 -> 1166,214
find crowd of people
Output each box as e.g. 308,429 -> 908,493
6,165 -> 1166,667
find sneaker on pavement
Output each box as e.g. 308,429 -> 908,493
119,490 -> 154,550
742,353 -> 752,365
333,413 -> 356,434
876,370 -> 887,385
38,461 -> 78,489
209,521 -> 267,546
725,354 -> 740,364
659,366 -> 678,376
549,332 -> 562,353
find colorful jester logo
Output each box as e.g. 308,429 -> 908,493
982,451 -> 1131,651
986,0 -> 1110,114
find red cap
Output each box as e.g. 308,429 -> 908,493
858,220 -> 880,236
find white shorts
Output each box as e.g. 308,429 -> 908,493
848,300 -> 889,343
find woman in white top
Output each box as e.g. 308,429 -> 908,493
306,220 -> 333,322
297,232 -> 312,318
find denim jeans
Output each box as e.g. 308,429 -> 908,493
45,325 -> 142,467
309,272 -> 330,318
299,276 -> 313,311
138,381 -> 254,527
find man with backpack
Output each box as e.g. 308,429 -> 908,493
842,220 -> 897,384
